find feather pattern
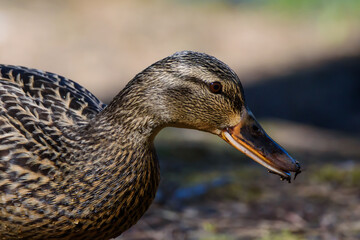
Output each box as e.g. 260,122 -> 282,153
0,65 -> 160,239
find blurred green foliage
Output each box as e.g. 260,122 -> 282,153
204,168 -> 264,202
177,0 -> 360,20
258,229 -> 304,240
265,0 -> 360,24
312,164 -> 360,187
200,235 -> 235,240
200,222 -> 235,240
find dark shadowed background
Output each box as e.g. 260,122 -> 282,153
1,0 -> 359,239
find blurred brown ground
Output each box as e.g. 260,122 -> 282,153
0,0 -> 360,239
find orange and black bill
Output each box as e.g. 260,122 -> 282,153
221,111 -> 301,183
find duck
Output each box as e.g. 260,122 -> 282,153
0,51 -> 301,239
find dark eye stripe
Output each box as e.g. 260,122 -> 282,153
184,76 -> 205,85
182,75 -> 244,110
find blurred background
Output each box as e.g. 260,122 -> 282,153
1,0 -> 359,239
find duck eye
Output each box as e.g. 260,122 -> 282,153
209,82 -> 222,94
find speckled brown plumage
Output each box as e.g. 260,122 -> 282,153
0,63 -> 162,239
0,51 -> 300,239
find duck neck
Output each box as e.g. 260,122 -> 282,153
59,92 -> 163,236
72,94 -> 163,185
66,74 -> 168,185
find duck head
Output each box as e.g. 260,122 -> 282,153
110,51 -> 301,181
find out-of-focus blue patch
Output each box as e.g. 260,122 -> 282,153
155,176 -> 231,205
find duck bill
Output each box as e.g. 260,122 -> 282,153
221,112 -> 301,182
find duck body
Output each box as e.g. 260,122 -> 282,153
0,65 -> 159,239
0,51 -> 300,239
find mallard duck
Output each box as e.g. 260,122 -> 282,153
0,51 -> 300,239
